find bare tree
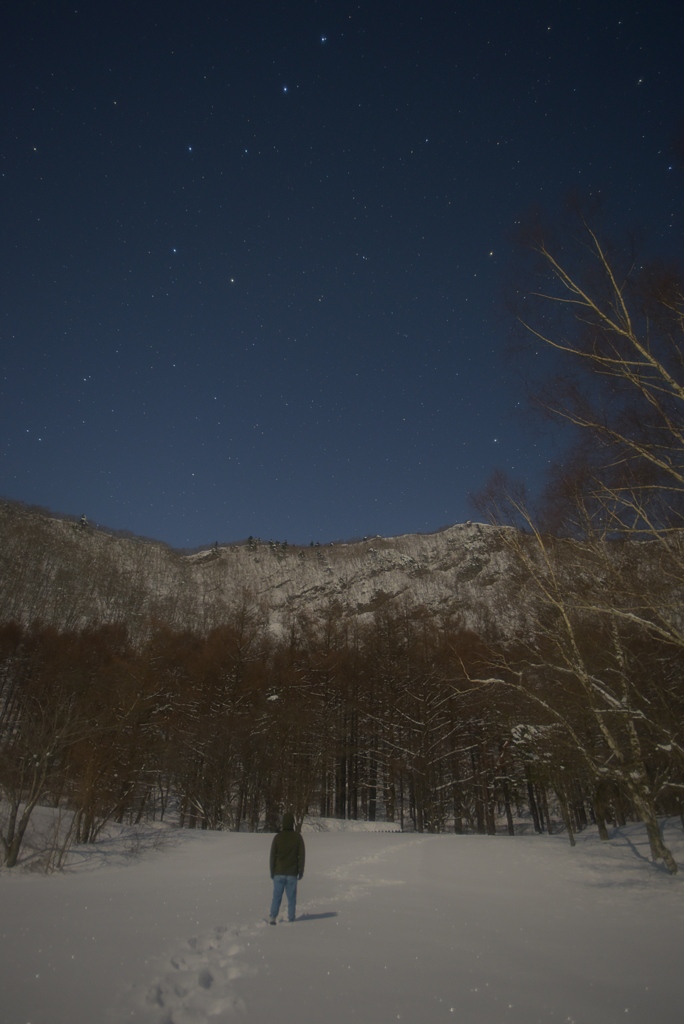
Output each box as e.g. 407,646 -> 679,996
476,213 -> 684,871
474,500 -> 680,871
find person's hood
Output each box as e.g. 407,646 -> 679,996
281,812 -> 295,831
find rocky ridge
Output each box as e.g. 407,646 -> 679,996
0,501 -> 530,638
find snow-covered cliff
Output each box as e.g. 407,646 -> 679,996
0,501 -> 532,637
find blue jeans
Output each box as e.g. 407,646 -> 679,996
270,874 -> 298,921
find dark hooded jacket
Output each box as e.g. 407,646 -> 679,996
270,812 -> 305,879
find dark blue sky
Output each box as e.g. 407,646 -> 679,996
2,1 -> 682,548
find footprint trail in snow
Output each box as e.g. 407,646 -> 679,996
131,923 -> 256,1022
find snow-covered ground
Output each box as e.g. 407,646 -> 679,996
1,818 -> 682,1024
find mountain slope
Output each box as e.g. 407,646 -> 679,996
0,501 -> 529,637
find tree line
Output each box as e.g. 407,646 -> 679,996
1,584 -> 681,870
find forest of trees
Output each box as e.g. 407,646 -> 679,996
2,212 -> 683,873
1,587 -> 682,870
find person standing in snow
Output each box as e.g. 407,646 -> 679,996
269,812 -> 305,924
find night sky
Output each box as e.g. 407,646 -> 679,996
2,2 -> 682,549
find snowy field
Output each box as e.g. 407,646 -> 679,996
1,818 -> 683,1024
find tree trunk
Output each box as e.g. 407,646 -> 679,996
453,784 -> 464,834
502,781 -> 515,836
367,747 -> 377,822
555,786 -> 576,848
593,781 -> 611,841
539,786 -> 553,834
628,785 -> 678,874
527,780 -> 542,834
